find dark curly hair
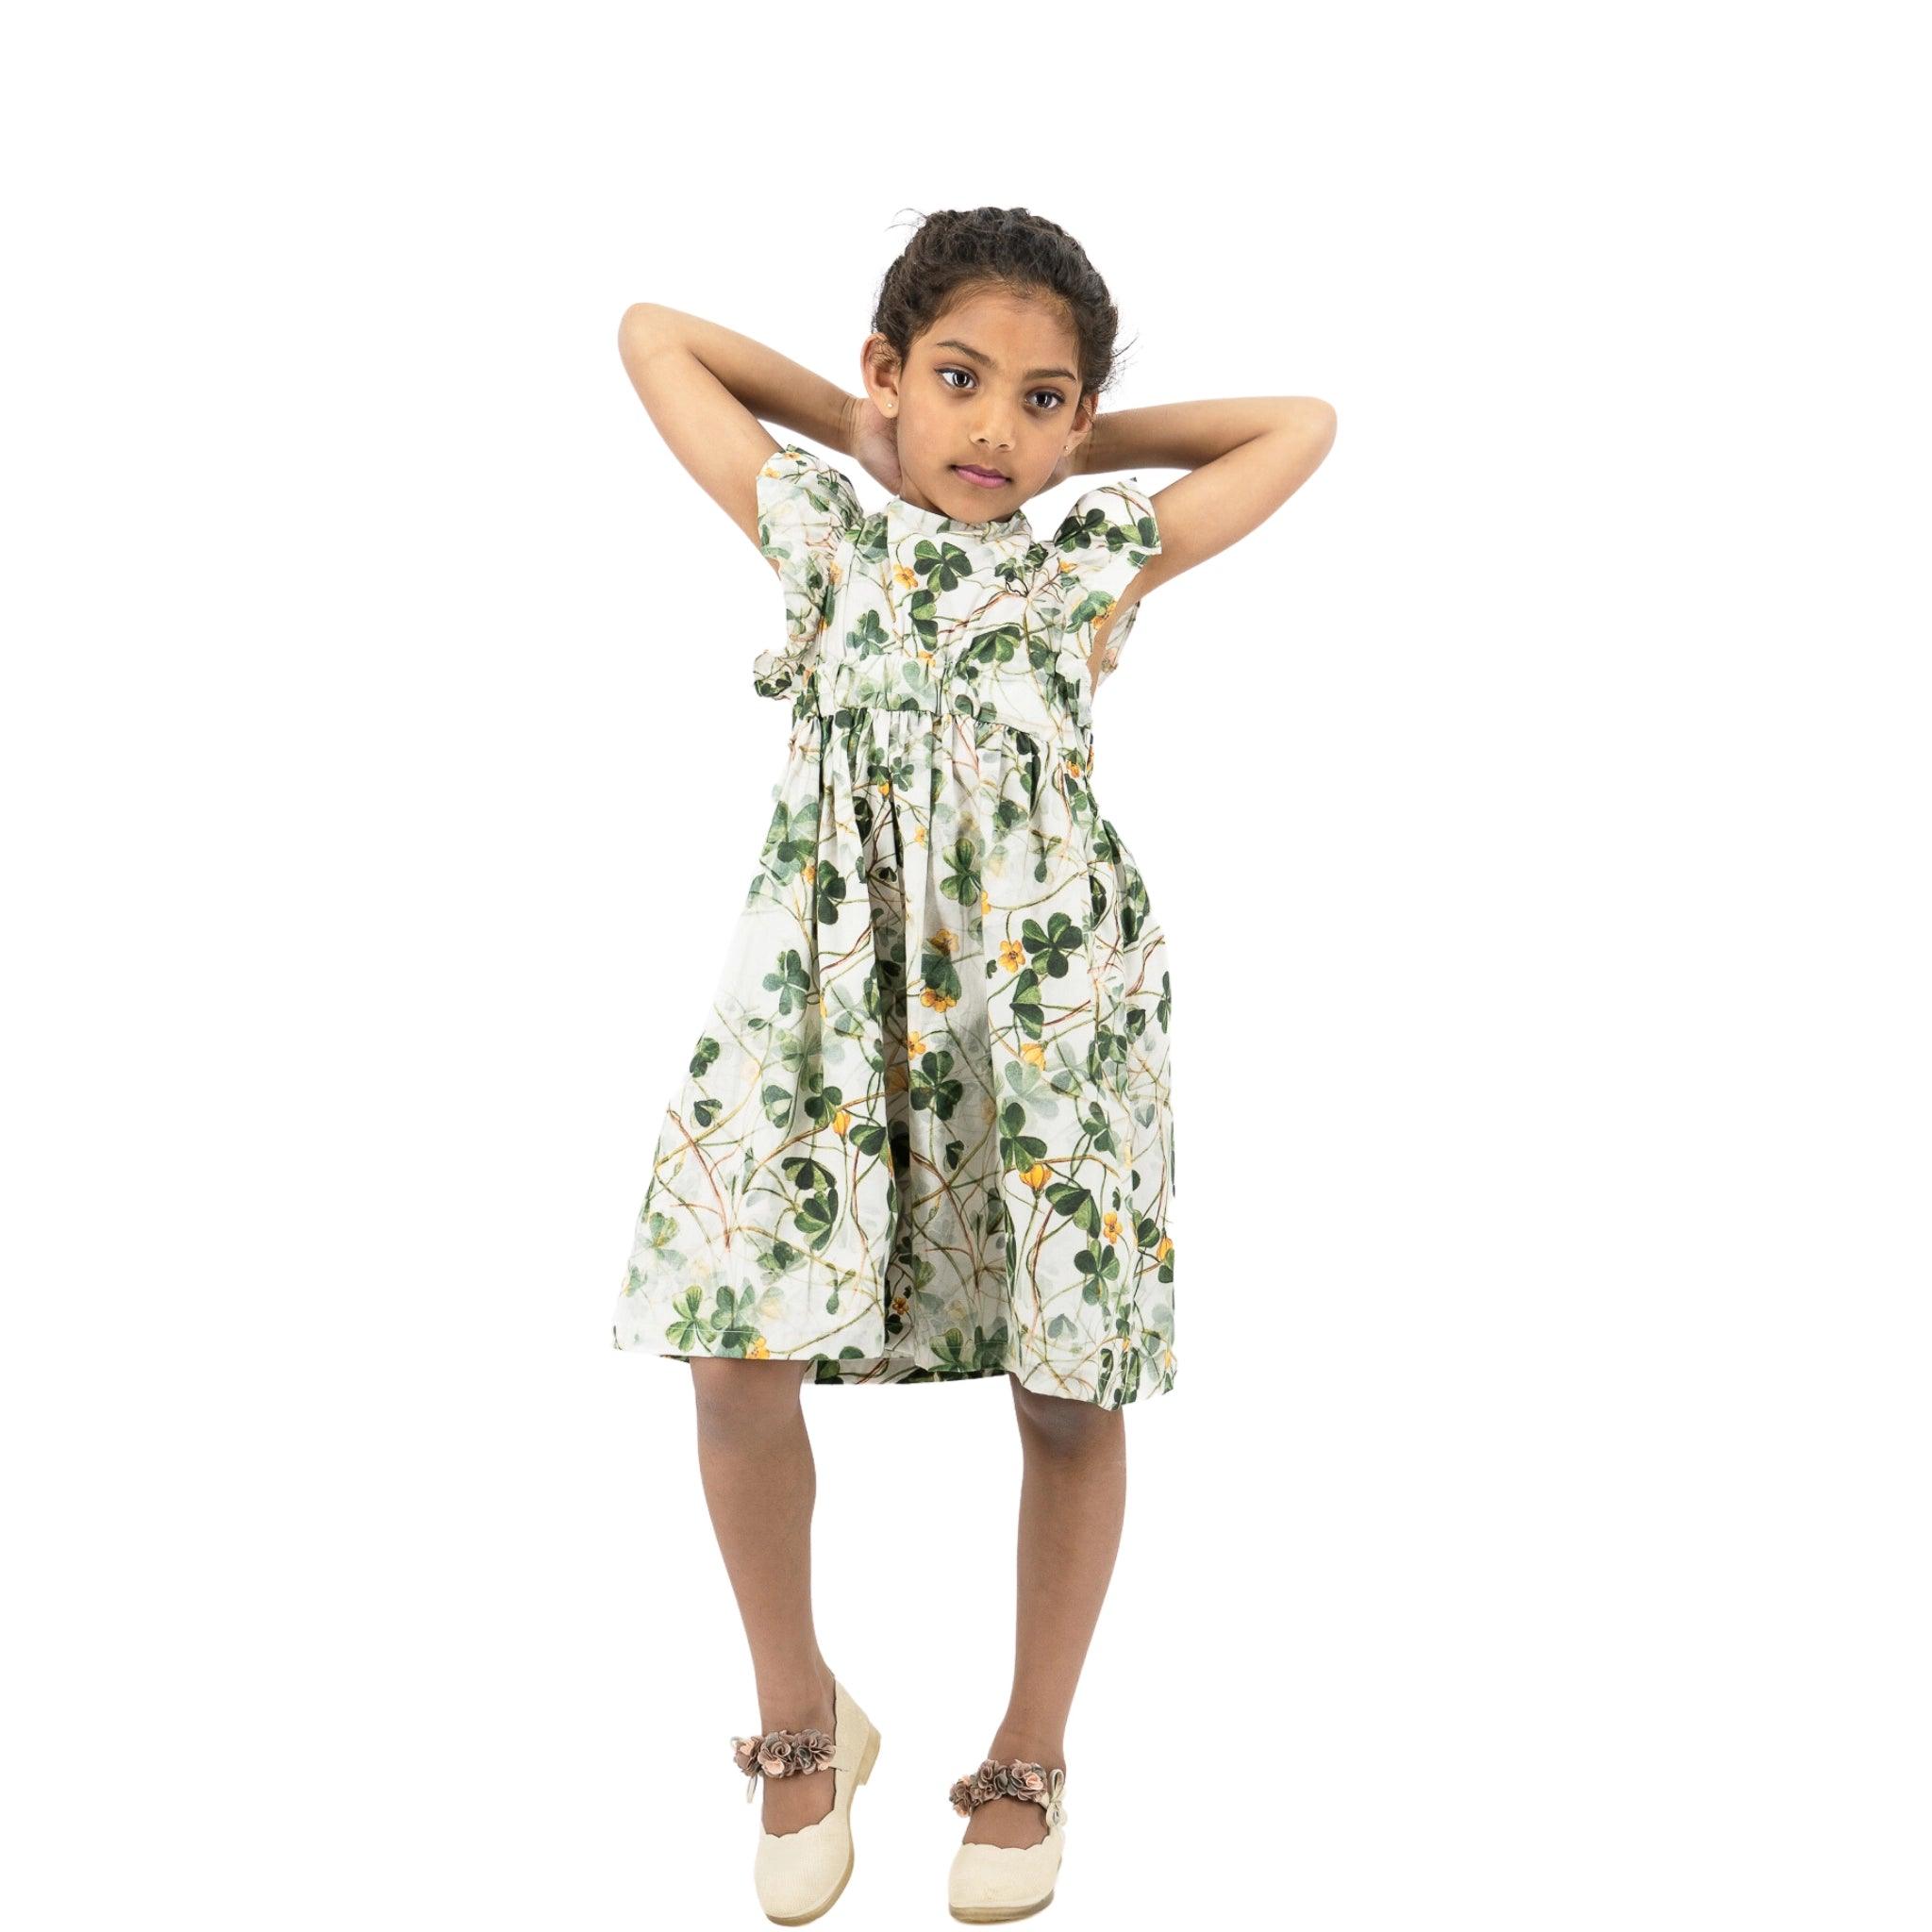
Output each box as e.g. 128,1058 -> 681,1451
870,206 -> 1136,404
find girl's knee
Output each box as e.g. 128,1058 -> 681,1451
688,1355 -> 809,1420
1009,1376 -> 1124,1446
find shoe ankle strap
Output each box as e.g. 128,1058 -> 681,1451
732,1726 -> 836,1803
948,1757 -> 1067,1825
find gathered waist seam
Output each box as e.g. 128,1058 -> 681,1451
785,695 -> 1092,755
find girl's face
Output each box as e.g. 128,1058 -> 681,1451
862,286 -> 1096,519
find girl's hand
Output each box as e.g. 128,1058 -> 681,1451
848,394 -> 902,495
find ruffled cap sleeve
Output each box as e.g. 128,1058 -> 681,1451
752,442 -> 865,700
1048,476 -> 1162,691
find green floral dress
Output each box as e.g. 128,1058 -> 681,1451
612,443 -> 1177,1407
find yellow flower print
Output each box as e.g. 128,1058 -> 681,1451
1101,1210 -> 1122,1243
1057,556 -> 1077,575
930,927 -> 958,957
1020,1161 -> 1051,1191
894,564 -> 917,591
999,939 -> 1024,971
981,889 -> 991,916
803,860 -> 816,883
920,986 -> 958,1013
1020,1042 -> 1047,1071
907,1029 -> 927,1058
832,1108 -> 851,1136
748,1336 -> 771,1359
913,824 -> 926,846
891,1292 -> 909,1317
876,778 -> 891,795
1155,1236 -> 1174,1262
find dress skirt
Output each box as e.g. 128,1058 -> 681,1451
612,696 -> 1177,1407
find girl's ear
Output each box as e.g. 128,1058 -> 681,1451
858,331 -> 903,418
1064,390 -> 1102,458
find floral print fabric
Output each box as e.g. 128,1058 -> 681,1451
611,443 -> 1177,1407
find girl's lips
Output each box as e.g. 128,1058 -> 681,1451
954,465 -> 1008,488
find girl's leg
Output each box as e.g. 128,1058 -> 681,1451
689,1357 -> 839,1834
961,1377 -> 1128,1848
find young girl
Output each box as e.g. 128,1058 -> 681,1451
610,208 -> 1335,1924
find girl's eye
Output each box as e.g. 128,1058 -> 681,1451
938,368 -> 1065,411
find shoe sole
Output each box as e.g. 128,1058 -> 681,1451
761,1721 -> 882,1926
949,1891 -> 1056,1924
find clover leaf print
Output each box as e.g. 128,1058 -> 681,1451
1002,1055 -> 1064,1119
663,1283 -> 709,1350
1107,843 -> 1152,944
759,1076 -> 800,1131
1056,499 -> 1157,574
779,1154 -> 841,1253
845,607 -> 891,658
687,1034 -> 721,1082
960,623 -> 1024,673
912,538 -> 974,594
1137,1214 -> 1175,1283
810,858 -> 849,928
917,931 -> 963,1011
1022,909 -> 1085,978
932,1321 -> 1011,1377
909,1044 -> 964,1120
1097,1343 -> 1144,1408
758,796 -> 820,887
1044,1179 -> 1099,1231
800,1074 -> 848,1132
939,833 -> 982,908
907,586 -> 940,646
1074,1226 -> 1122,1301
708,1284 -> 763,1356
625,1211 -> 687,1296
1008,965 -> 1045,1040
762,948 -> 812,1018
1000,1098 -> 1050,1176
1075,1094 -> 1119,1156
897,651 -> 940,705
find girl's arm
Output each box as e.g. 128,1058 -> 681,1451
615,302 -> 861,551
1075,397 -> 1338,629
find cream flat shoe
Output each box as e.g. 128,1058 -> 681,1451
732,1678 -> 881,1925
945,1757 -> 1067,1923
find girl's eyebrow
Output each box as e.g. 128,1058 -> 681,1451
932,338 -> 1077,383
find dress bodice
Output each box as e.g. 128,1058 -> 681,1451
753,444 -> 1162,748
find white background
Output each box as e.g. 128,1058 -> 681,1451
7,5 -> 1927,1926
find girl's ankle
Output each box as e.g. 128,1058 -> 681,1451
756,1668 -> 836,1730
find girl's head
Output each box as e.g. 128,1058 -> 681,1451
860,206 -> 1131,520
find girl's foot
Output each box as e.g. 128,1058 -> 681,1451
958,1740 -> 1064,1850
